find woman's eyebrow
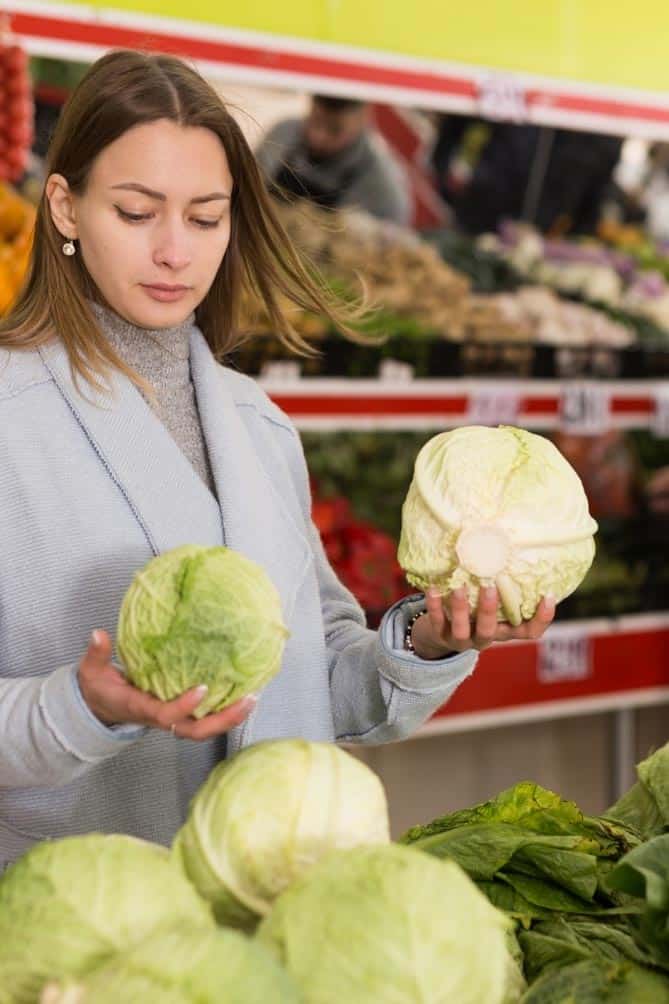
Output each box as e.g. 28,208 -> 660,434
110,182 -> 231,203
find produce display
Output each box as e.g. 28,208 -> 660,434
117,544 -> 289,718
0,182 -> 34,314
311,475 -> 409,618
241,200 -> 530,347
0,42 -> 33,184
172,739 -> 390,929
42,926 -> 299,1004
1,738 -> 668,1002
257,844 -> 520,1004
236,202 -> 660,370
398,426 -> 597,625
478,222 -> 669,341
0,834 -> 214,1002
401,741 -> 669,1001
485,286 -> 634,348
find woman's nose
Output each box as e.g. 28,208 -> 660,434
152,224 -> 192,270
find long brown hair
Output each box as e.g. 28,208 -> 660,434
2,49 -> 362,393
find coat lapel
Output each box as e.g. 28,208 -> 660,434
40,332 -> 312,627
39,338 -> 223,557
190,330 -> 312,626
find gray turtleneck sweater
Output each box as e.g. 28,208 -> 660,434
92,302 -> 227,789
91,302 -> 217,497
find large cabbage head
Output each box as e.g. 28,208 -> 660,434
117,544 -> 289,717
172,739 -> 390,929
398,425 -> 597,625
0,835 -> 213,1004
257,843 -> 516,1004
40,924 -> 299,1004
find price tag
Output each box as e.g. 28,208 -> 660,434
652,384 -> 669,439
560,383 -> 610,435
467,388 -> 520,427
378,359 -> 414,383
478,74 -> 528,123
259,360 -> 301,382
537,633 -> 592,685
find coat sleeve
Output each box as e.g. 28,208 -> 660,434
277,417 -> 478,744
0,665 -> 145,789
307,522 -> 478,743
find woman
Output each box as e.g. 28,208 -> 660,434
0,51 -> 554,867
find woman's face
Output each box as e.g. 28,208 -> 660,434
52,119 -> 234,329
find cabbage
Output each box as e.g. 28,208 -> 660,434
0,835 -> 214,1003
398,426 -> 597,625
257,844 -> 517,1004
172,739 -> 390,929
117,544 -> 289,717
40,924 -> 299,1004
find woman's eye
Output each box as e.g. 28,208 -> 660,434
114,206 -> 221,228
115,206 -> 151,223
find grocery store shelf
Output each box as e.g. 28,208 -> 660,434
261,377 -> 667,432
416,612 -> 669,737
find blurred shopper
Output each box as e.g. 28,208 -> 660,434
256,95 -> 411,224
432,118 -> 622,236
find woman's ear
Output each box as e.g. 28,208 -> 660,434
45,174 -> 78,240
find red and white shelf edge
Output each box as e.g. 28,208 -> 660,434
259,375 -> 669,435
11,0 -> 669,141
418,612 -> 669,737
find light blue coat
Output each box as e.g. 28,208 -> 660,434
0,327 -> 477,867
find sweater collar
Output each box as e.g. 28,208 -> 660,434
89,300 -> 195,387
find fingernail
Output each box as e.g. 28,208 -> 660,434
194,685 -> 209,698
452,587 -> 466,598
91,630 -> 103,646
482,585 -> 497,599
243,694 -> 259,709
544,594 -> 556,609
427,586 -> 444,599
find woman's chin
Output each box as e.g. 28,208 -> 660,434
117,291 -> 196,330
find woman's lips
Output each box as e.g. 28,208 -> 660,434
140,284 -> 190,303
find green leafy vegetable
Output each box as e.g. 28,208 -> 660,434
607,742 -> 669,841
398,426 -> 597,625
519,916 -> 659,983
41,924 -> 299,1004
0,835 -> 213,1004
519,959 -> 669,1003
257,844 -> 519,1004
607,833 -> 669,965
117,544 -> 289,717
172,739 -> 390,930
402,783 -> 638,922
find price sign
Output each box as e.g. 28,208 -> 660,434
378,359 -> 414,383
467,388 -> 520,427
478,74 -> 528,123
652,384 -> 669,439
259,360 -> 301,382
538,633 -> 592,685
560,383 -> 610,435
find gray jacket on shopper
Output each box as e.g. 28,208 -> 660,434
0,324 -> 477,868
256,118 -> 411,225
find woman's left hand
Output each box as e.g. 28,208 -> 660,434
410,585 -> 556,659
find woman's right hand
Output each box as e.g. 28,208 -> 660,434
77,630 -> 256,740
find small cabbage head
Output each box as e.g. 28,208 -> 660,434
0,835 -> 213,1004
40,924 -> 299,1004
172,739 -> 390,929
257,844 -> 516,1004
398,426 -> 597,625
117,544 -> 289,717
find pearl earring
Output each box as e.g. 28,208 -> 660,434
62,240 -> 76,257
